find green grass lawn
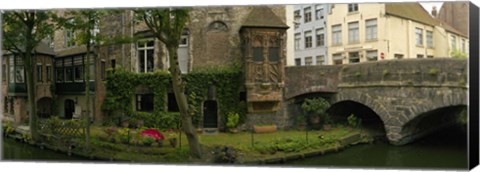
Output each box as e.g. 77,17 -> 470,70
85,125 -> 363,163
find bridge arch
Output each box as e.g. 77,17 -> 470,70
332,90 -> 391,125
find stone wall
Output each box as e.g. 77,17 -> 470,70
283,58 -> 468,144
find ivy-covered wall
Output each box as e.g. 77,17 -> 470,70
102,65 -> 245,128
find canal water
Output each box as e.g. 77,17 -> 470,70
2,125 -> 468,170
2,138 -> 87,162
285,124 -> 468,170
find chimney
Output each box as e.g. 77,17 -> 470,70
431,6 -> 437,17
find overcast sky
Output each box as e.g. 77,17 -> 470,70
420,2 -> 444,15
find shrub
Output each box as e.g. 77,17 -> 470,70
347,114 -> 359,128
140,136 -> 156,146
132,112 -> 180,129
226,112 -> 239,129
301,97 -> 331,125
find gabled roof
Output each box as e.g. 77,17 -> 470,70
385,3 -> 438,26
242,6 -> 289,29
437,20 -> 468,38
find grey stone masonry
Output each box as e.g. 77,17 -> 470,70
284,58 -> 468,145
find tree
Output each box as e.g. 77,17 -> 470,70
136,8 -> 202,158
2,10 -> 55,140
55,10 -> 110,151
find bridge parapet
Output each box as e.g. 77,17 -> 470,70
338,58 -> 468,89
284,58 -> 468,99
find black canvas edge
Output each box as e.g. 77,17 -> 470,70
469,1 -> 480,170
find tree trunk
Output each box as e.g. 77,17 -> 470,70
167,46 -> 202,159
84,26 -> 92,151
24,19 -> 39,141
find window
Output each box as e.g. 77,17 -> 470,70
46,65 -> 51,81
365,19 -> 377,41
417,54 -> 424,58
315,5 -> 324,20
366,50 -> 378,61
332,24 -> 342,45
111,59 -> 116,69
316,28 -> 325,47
305,56 -> 313,65
426,31 -> 433,48
9,56 -> 25,83
2,64 -> 5,82
65,19 -> 76,47
304,31 -> 313,48
348,22 -> 359,44
394,54 -> 404,59
415,28 -> 423,46
316,55 -> 325,65
349,52 -> 360,63
73,56 -> 83,82
427,55 -> 434,58
101,61 -> 106,80
295,58 -> 301,66
252,37 -> 263,62
179,30 -> 188,47
137,40 -> 154,73
167,93 -> 179,112
304,7 -> 312,23
461,39 -> 466,52
55,59 -> 63,83
136,94 -> 154,112
268,39 -> 280,62
333,54 -> 343,65
294,33 -> 301,50
37,64 -> 42,82
348,4 -> 359,13
294,10 -> 300,28
450,35 -> 456,50
64,58 -> 73,82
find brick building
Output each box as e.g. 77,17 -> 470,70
2,6 -> 289,128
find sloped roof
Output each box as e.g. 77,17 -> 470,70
242,6 -> 289,29
385,3 -> 438,26
56,45 -> 88,57
437,20 -> 468,38
2,42 -> 55,56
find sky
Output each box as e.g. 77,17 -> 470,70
420,2 -> 444,15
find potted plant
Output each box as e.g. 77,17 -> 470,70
120,116 -> 130,128
226,112 -> 240,133
294,114 -> 307,130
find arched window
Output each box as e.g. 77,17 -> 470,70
208,21 -> 228,32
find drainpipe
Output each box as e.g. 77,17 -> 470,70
122,12 -> 125,67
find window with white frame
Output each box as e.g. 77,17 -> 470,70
315,5 -> 324,20
304,31 -> 313,48
349,52 -> 360,63
348,4 -> 358,13
415,28 -> 423,46
316,55 -> 325,65
332,24 -> 342,45
348,22 -> 359,44
417,54 -> 424,58
451,35 -> 457,50
304,7 -> 312,23
179,30 -> 188,47
365,19 -> 377,41
294,10 -> 300,28
366,50 -> 378,61
65,18 -> 76,47
461,39 -> 466,52
394,54 -> 404,59
294,33 -> 301,50
332,53 -> 343,65
305,56 -> 313,65
426,31 -> 433,48
73,56 -> 83,82
137,40 -> 155,73
316,28 -> 325,47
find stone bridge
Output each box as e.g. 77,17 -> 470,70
284,58 -> 468,145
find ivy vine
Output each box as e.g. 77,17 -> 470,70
102,65 -> 246,128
